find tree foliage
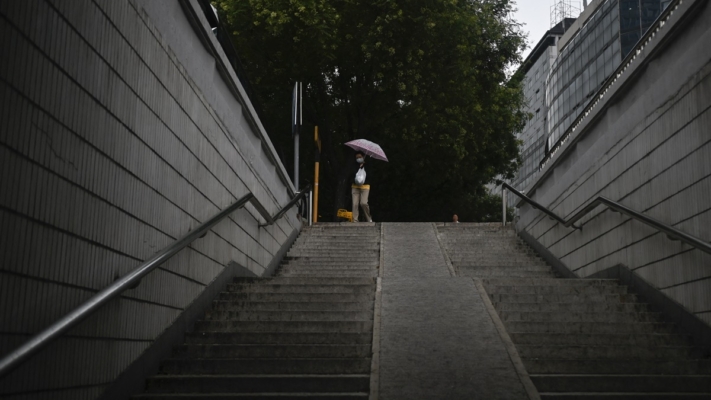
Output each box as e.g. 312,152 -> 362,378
214,0 -> 526,222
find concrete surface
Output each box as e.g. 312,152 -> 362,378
378,223 -> 528,399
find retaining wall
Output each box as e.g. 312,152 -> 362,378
0,0 -> 298,398
517,0 -> 711,328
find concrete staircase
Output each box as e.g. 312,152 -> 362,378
134,224 -> 380,399
437,223 -> 711,399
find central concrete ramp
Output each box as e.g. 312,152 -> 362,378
378,223 -> 529,399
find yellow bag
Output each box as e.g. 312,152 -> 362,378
336,209 -> 353,222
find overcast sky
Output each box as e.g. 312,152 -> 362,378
512,1 -> 583,61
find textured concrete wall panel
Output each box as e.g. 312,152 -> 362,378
518,1 -> 711,326
0,0 -> 298,398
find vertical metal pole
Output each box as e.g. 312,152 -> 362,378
293,82 -> 301,189
309,191 -> 313,226
313,126 -> 320,224
313,162 -> 320,223
502,186 -> 507,227
294,131 -> 299,188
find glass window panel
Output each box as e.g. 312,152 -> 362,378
597,32 -> 604,53
641,0 -> 661,30
604,56 -> 613,78
621,30 -> 640,57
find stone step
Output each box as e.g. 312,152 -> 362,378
278,270 -> 379,278
287,249 -> 379,255
446,243 -> 536,248
159,357 -> 372,375
524,359 -> 711,375
452,258 -> 544,264
143,374 -> 370,394
454,252 -> 540,260
184,332 -> 373,345
135,394 -> 368,399
509,332 -> 690,347
450,257 -> 545,264
295,238 -> 380,242
294,238 -> 380,244
446,246 -> 539,251
296,237 -> 380,241
483,278 -> 618,286
235,277 -> 375,285
438,227 -> 515,232
440,236 -> 519,240
486,285 -> 627,295
497,311 -> 662,323
281,261 -> 380,267
461,265 -> 552,272
288,248 -> 380,254
279,263 -> 378,271
172,344 -> 372,359
489,293 -> 639,303
284,256 -> 378,262
297,234 -> 380,239
538,393 -> 711,399
503,321 -> 675,334
459,269 -> 555,278
456,262 -> 549,268
306,224 -> 377,228
226,284 -> 375,295
217,292 -> 375,303
203,310 -> 373,322
518,344 -> 695,360
495,302 -> 651,313
531,374 -> 711,394
194,320 -> 374,333
210,301 -> 373,312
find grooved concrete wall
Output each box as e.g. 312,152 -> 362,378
0,0 -> 298,398
518,1 -> 711,327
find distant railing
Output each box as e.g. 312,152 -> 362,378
0,185 -> 311,378
498,181 -> 711,258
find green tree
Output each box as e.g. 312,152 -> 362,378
214,0 -> 526,222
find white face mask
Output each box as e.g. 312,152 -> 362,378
356,157 -> 364,164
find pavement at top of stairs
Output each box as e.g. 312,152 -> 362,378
377,223 -> 529,400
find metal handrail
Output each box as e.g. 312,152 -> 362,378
0,185 -> 311,378
499,181 -> 711,257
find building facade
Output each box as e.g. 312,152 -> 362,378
517,0 -> 711,336
507,20 -> 574,198
545,0 -> 667,160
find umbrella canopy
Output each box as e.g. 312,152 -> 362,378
344,139 -> 389,162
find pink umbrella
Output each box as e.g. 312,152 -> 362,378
344,139 -> 389,162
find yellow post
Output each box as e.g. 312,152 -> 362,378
313,126 -> 321,223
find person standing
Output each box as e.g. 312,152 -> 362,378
351,151 -> 373,222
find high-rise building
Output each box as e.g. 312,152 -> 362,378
544,0 -> 666,160
509,19 -> 576,195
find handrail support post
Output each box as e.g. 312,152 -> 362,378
502,185 -> 507,227
308,191 -> 313,227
